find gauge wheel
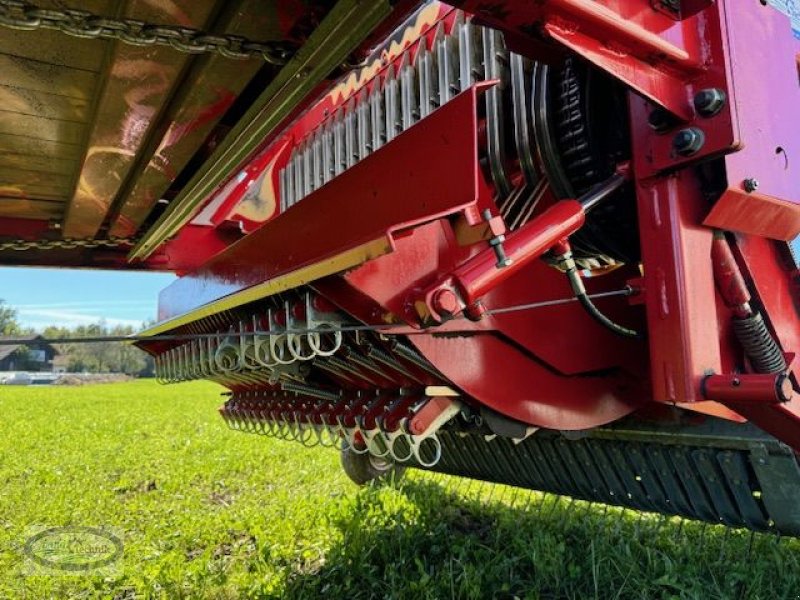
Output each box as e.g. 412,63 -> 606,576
340,446 -> 406,486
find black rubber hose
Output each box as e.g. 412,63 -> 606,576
565,263 -> 643,340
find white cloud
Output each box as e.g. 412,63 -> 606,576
16,308 -> 145,329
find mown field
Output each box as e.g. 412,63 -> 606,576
0,380 -> 798,599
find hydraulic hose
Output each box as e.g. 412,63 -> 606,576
560,249 -> 643,340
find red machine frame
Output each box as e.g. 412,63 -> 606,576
144,1 -> 799,450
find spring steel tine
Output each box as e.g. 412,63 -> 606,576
328,354 -> 382,387
369,83 -> 385,152
284,152 -> 294,209
333,109 -> 346,176
482,27 -> 513,199
340,346 -> 397,386
314,358 -> 359,385
345,98 -> 357,168
357,88 -> 371,157
437,21 -> 456,105
165,347 -> 174,382
315,129 -> 325,190
363,343 -> 423,384
292,146 -> 304,205
390,341 -> 443,379
458,16 -> 481,92
302,138 -> 313,197
187,341 -> 198,379
416,43 -> 434,119
510,53 -> 541,191
322,122 -> 334,184
384,65 -> 399,143
279,159 -> 287,212
400,52 -> 418,130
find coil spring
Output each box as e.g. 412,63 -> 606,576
732,312 -> 787,374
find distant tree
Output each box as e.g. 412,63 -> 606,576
41,321 -> 152,376
0,300 -> 22,335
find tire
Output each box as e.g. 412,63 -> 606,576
340,446 -> 406,486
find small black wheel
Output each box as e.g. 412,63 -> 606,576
340,446 -> 405,486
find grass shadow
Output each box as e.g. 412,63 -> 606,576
282,475 -> 800,600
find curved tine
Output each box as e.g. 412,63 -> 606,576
159,354 -> 169,384
364,429 -> 391,458
387,431 -> 414,463
285,418 -> 299,442
186,343 -> 197,380
411,434 -> 443,468
169,346 -> 180,383
184,342 -> 194,380
290,416 -> 305,442
197,339 -> 211,379
333,416 -> 350,450
154,354 -> 165,384
316,425 -> 335,448
253,314 -> 277,368
287,332 -> 316,361
254,409 -> 267,435
308,324 -> 342,357
275,416 -> 290,440
165,348 -> 175,382
238,321 -> 259,371
347,428 -> 370,455
176,345 -> 186,382
269,334 -> 295,365
188,341 -> 199,380
297,418 -> 318,447
175,345 -> 186,382
215,335 -> 240,373
206,337 -> 219,377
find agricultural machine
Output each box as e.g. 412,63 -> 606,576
1,0 -> 799,534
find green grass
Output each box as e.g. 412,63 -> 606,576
0,380 -> 798,599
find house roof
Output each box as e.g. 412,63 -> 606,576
0,335 -> 59,361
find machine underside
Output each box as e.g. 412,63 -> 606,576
1,1 -> 799,535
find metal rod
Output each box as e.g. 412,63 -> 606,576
0,289 -> 633,345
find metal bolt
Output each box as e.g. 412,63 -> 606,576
672,127 -> 705,157
693,88 -> 726,117
648,107 -> 677,134
743,178 -> 759,193
732,377 -> 741,387
432,289 -> 460,318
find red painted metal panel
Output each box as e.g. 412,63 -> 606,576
634,171 -> 722,404
157,84 -> 491,320
703,1 -> 800,240
409,332 -> 643,430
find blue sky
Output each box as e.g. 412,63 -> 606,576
0,267 -> 175,331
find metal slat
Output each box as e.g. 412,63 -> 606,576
717,451 -> 769,530
628,445 -> 673,515
588,442 -> 635,507
647,445 -> 695,517
669,447 -> 718,521
691,449 -> 740,526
